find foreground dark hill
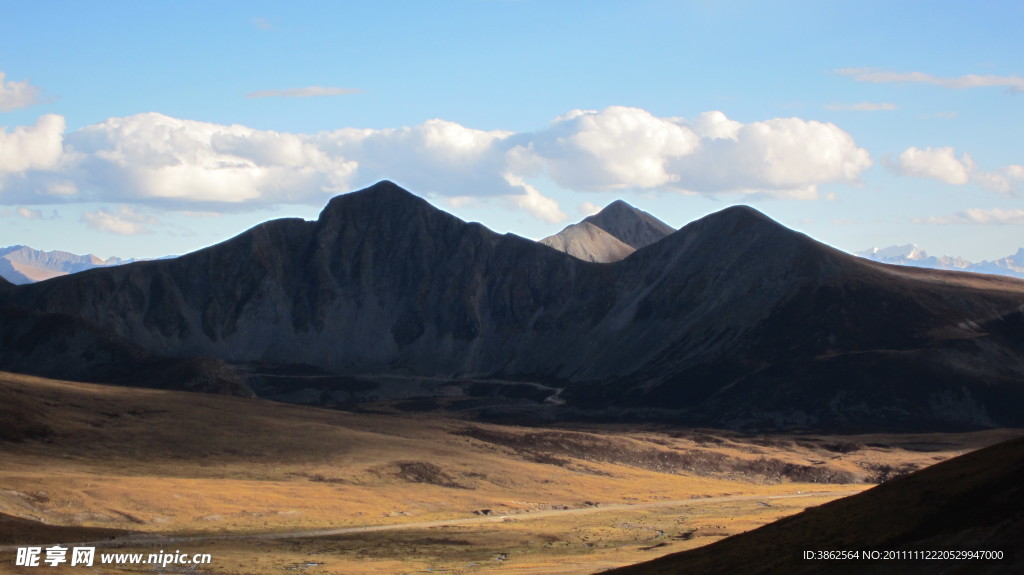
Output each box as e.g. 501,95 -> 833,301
3,181 -> 1024,430
540,199 -> 675,262
606,433 -> 1024,575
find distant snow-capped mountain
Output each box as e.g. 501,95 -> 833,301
0,245 -> 137,284
856,244 -> 1024,279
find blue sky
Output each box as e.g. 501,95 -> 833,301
1,0 -> 1022,261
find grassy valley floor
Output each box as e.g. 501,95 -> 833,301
0,372 -> 1018,574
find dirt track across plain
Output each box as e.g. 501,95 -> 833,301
0,488 -> 863,553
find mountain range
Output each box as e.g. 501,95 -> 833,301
857,244 -> 1024,279
2,181 -> 1023,431
0,245 -> 137,285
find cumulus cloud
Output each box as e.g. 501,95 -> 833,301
667,116 -> 872,197
0,114 -> 65,173
66,112 -> 358,206
972,165 -> 1024,195
529,106 -> 701,190
503,175 -> 566,223
0,107 -> 875,222
0,72 -> 43,112
690,110 -> 743,140
81,205 -> 158,235
246,86 -> 361,98
317,118 -> 518,197
917,208 -> 1024,225
897,146 -> 1022,194
837,68 -> 1024,92
825,102 -> 897,111
897,146 -> 973,185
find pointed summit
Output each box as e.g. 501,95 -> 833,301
320,180 -> 431,218
583,200 -> 675,250
541,199 -> 675,262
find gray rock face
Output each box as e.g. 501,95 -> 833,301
4,181 -> 1024,430
540,200 -> 674,262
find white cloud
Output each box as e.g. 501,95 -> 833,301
690,110 -> 742,140
0,107 -> 875,222
972,164 -> 1024,195
897,146 -> 973,185
838,68 -> 1024,92
530,106 -> 701,190
15,206 -> 42,219
825,102 -> 897,111
503,175 -> 566,223
66,112 -> 358,206
918,208 -> 1024,225
246,86 -> 361,98
0,114 -> 65,173
897,146 -> 1022,194
668,116 -> 872,197
0,72 -> 42,112
81,205 -> 158,235
578,201 -> 602,217
316,118 -> 520,198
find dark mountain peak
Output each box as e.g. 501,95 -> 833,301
709,203 -> 771,220
597,198 -> 636,215
350,179 -> 418,201
685,204 -> 788,237
318,180 -> 445,227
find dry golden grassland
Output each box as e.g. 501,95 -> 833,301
0,372 -> 1018,574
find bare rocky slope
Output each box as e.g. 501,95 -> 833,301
2,181 -> 1024,430
540,199 -> 675,262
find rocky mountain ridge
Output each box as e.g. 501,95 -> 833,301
2,181 -> 1023,430
0,245 -> 138,285
857,243 -> 1024,279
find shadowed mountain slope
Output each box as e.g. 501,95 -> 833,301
2,181 -> 1024,430
606,433 -> 1024,575
540,200 -> 675,262
0,306 -> 252,396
